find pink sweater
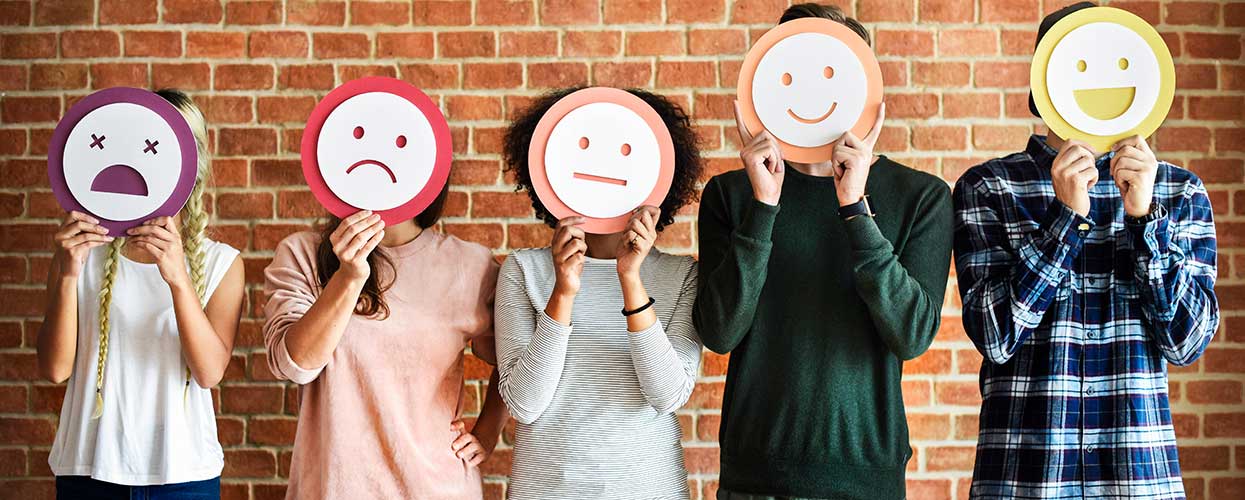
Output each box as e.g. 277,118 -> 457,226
262,230 -> 498,500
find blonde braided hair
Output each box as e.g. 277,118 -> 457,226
92,89 -> 212,419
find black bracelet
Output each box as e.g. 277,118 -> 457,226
622,297 -> 656,316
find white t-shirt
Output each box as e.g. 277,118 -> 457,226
49,239 -> 240,486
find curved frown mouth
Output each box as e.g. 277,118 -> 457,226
346,159 -> 396,183
90,164 -> 148,196
787,102 -> 838,124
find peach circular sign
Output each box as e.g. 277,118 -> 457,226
737,17 -> 884,163
528,87 -> 676,234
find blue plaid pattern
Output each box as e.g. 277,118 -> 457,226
952,135 -> 1219,499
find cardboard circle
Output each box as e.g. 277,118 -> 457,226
47,87 -> 199,236
528,87 -> 676,234
1030,6 -> 1174,152
300,77 -> 452,225
737,17 -> 884,163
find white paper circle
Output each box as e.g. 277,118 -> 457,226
1046,22 -> 1161,136
751,32 -> 868,148
544,102 -> 662,219
316,92 -> 437,211
62,103 -> 185,222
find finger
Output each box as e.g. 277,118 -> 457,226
65,233 -> 114,248
341,216 -> 382,246
565,225 -> 586,243
139,242 -> 161,256
840,131 -> 863,150
1113,158 -> 1148,173
458,442 -> 483,461
344,224 -> 383,257
332,211 -> 376,241
733,100 -> 753,144
360,229 -> 385,256
67,211 -> 100,225
640,208 -> 656,235
450,420 -> 466,433
863,102 -> 886,146
555,216 -> 587,230
128,223 -> 177,242
451,433 -> 473,451
468,449 -> 486,466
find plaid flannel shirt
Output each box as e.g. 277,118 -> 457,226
952,135 -> 1219,499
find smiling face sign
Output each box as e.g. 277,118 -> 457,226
1031,7 -> 1175,152
737,17 -> 883,163
48,88 -> 199,236
529,88 -> 675,234
301,77 -> 451,225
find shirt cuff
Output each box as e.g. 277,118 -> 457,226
844,213 -> 889,253
737,199 -> 780,241
1126,204 -> 1171,256
1040,199 -> 1094,249
274,336 -> 323,385
536,309 -> 574,336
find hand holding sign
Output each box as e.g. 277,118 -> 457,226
733,101 -> 785,206
831,102 -> 886,207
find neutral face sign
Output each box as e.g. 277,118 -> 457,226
48,88 -> 199,235
301,77 -> 451,225
1031,7 -> 1174,152
529,88 -> 675,234
737,17 -> 883,163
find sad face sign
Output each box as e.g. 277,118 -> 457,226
737,17 -> 884,163
529,88 -> 676,234
301,77 -> 452,225
48,88 -> 199,236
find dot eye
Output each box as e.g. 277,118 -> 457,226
781,72 -> 792,86
396,135 -> 407,148
1118,57 -> 1129,70
353,126 -> 364,139
823,66 -> 834,79
1076,60 -> 1087,72
578,137 -> 589,149
620,143 -> 631,156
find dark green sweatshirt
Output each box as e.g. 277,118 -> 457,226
693,157 -> 953,499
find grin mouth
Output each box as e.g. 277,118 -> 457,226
572,172 -> 627,186
90,164 -> 148,196
1073,86 -> 1136,120
346,159 -> 396,183
787,102 -> 838,124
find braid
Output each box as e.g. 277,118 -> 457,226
183,180 -> 209,304
92,237 -> 123,419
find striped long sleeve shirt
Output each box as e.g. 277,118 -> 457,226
953,135 -> 1219,499
494,248 -> 701,500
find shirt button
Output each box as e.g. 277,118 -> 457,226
1077,223 -> 1091,231
1086,445 -> 1095,453
1086,387 -> 1095,395
1087,331 -> 1095,339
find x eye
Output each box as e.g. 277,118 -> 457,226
1118,58 -> 1129,70
1076,60 -> 1087,72
781,73 -> 792,86
579,137 -> 589,149
89,133 -> 105,150
823,66 -> 834,79
353,126 -> 364,139
143,139 -> 158,155
620,143 -> 631,156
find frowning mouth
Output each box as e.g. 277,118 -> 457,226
787,102 -> 838,124
346,159 -> 396,183
572,172 -> 627,186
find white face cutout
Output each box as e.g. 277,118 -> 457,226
316,92 -> 437,211
751,32 -> 868,148
1046,22 -> 1161,136
544,102 -> 662,219
62,103 -> 185,222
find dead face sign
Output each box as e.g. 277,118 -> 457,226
301,77 -> 452,225
737,17 -> 884,163
528,88 -> 676,234
47,88 -> 199,236
1031,7 -> 1175,152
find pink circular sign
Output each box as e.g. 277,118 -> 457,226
528,87 -> 676,234
301,77 -> 452,225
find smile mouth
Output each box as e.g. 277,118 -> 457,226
572,172 -> 627,186
346,159 -> 396,183
90,164 -> 148,196
787,102 -> 838,124
1073,86 -> 1136,120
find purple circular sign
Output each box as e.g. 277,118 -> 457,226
47,87 -> 199,235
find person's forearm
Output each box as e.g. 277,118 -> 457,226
544,286 -> 575,326
693,199 -> 776,353
37,261 -> 79,383
620,273 -> 656,332
282,271 -> 366,370
169,280 -> 232,388
472,369 -> 507,453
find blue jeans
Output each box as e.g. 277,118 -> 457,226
55,476 -> 219,500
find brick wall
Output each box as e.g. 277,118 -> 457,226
1,0 -> 1242,499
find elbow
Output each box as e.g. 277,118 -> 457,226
697,330 -> 737,354
39,364 -> 72,384
504,400 -> 543,425
192,368 -> 226,389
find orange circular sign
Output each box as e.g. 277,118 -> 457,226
737,18 -> 883,163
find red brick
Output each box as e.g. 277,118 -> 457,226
248,417 -> 298,446
30,63 -> 87,90
216,192 -> 273,219
477,0 -> 534,25
34,0 -> 92,25
540,0 -> 600,25
100,0 -> 156,24
400,63 -> 459,89
278,64 -> 335,90
940,29 -> 998,57
906,479 -> 951,500
163,0 -> 222,23
438,31 -> 496,58
463,63 -> 522,89
0,1 -> 31,25
975,62 -> 1030,88
152,63 -> 209,90
603,0 -> 659,23
1189,96 -> 1243,121
226,0 -> 281,25
973,125 -> 1031,151
1165,2 -> 1220,25
876,30 -> 935,57
920,0 -> 973,22
124,30 -> 182,58
626,30 -> 684,56
2,33 -> 56,59
927,445 -> 976,471
1186,33 -> 1241,59
689,29 -> 746,56
286,0 -> 344,25
339,63 -> 395,81
61,30 -> 121,58
313,33 -> 370,59
187,31 -> 247,58
1206,413 -> 1245,437
859,0 -> 914,22
907,413 -> 951,440
0,417 -> 54,445
657,61 -> 715,88
1,96 -> 59,123
223,449 -> 277,478
375,32 -> 433,59
412,0 -> 471,25
218,128 -> 277,156
982,0 -> 1039,22
945,93 -> 1002,119
529,62 -> 589,89
913,62 -> 970,87
215,64 -> 274,90
350,1 -> 409,26
729,0 -> 786,23
500,31 -> 557,57
935,380 -> 982,406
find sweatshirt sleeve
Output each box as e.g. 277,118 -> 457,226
692,176 -> 779,354
627,261 -> 703,414
845,181 -> 953,360
261,235 -> 326,385
493,255 -> 572,425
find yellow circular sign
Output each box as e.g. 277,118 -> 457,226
1030,6 -> 1174,152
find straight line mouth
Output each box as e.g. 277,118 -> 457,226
572,172 -> 627,186
787,102 -> 838,124
346,159 -> 396,183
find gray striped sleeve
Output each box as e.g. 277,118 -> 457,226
494,256 -> 573,424
626,264 -> 701,414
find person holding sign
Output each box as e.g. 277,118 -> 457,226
38,89 -> 244,499
694,4 -> 953,499
494,87 -> 704,499
262,78 -> 507,499
953,3 -> 1219,498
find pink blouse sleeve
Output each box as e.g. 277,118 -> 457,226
262,233 -> 325,385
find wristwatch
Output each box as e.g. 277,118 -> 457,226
1125,201 -> 1165,225
838,195 -> 874,220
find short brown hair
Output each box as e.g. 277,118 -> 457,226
780,3 -> 871,46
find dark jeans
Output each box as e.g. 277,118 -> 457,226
55,476 -> 219,500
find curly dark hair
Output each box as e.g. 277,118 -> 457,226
502,87 -> 702,232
